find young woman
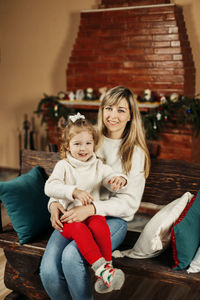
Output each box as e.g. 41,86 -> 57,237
40,86 -> 150,300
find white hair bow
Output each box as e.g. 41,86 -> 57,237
69,112 -> 85,123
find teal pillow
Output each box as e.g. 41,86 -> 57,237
0,166 -> 51,244
171,190 -> 200,270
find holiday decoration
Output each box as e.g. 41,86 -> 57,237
34,94 -> 73,125
138,89 -> 157,103
143,94 -> 200,140
75,89 -> 85,101
170,93 -> 179,103
84,88 -> 98,100
99,86 -> 108,102
57,91 -> 66,100
68,91 -> 75,101
35,93 -> 200,141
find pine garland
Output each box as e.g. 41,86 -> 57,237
35,94 -> 200,140
34,94 -> 74,124
142,95 -> 200,140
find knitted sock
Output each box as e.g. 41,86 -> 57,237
92,258 -> 125,292
94,260 -> 113,294
94,278 -> 113,294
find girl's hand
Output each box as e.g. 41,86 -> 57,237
60,204 -> 95,223
72,188 -> 94,206
108,176 -> 127,191
49,202 -> 66,231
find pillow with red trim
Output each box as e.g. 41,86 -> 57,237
112,192 -> 192,259
171,190 -> 200,270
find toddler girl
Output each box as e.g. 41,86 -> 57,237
44,113 -> 127,293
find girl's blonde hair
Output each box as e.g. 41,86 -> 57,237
60,118 -> 98,159
97,86 -> 150,178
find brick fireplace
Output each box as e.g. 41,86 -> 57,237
66,0 -> 195,98
46,0 -> 199,163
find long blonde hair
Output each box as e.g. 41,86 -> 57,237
97,86 -> 150,178
60,118 -> 98,159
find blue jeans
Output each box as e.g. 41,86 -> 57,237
40,217 -> 127,300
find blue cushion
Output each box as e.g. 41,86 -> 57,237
0,166 -> 51,244
171,190 -> 200,270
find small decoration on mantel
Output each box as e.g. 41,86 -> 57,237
84,88 -> 98,100
75,89 -> 85,101
159,95 -> 167,105
138,89 -> 157,103
34,94 -> 73,125
170,93 -> 179,103
68,91 -> 75,101
57,91 -> 67,100
99,86 -> 108,102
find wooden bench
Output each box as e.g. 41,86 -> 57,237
1,149 -> 200,300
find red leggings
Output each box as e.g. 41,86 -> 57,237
61,215 -> 112,265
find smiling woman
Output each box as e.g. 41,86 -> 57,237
97,86 -> 150,177
103,98 -> 131,140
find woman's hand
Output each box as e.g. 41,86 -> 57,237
60,204 -> 95,223
49,202 -> 66,231
72,188 -> 94,206
108,176 -> 127,191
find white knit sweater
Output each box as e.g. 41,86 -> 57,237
94,136 -> 146,221
45,152 -> 126,211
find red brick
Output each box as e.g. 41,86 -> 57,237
118,48 -> 146,55
153,61 -> 184,68
168,27 -> 178,34
154,47 -> 181,54
144,5 -> 174,14
129,40 -> 152,48
145,54 -> 173,61
171,40 -> 180,47
139,15 -> 164,22
173,54 -> 183,61
149,21 -> 177,28
165,13 -> 176,21
153,34 -> 179,41
152,41 -> 170,47
148,27 -> 171,35
128,35 -> 153,41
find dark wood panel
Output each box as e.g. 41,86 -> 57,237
143,158 -> 200,205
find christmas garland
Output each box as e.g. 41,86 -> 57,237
142,95 -> 200,140
34,94 -> 74,124
35,94 -> 200,140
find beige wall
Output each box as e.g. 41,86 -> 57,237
0,0 -> 199,169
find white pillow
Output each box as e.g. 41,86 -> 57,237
113,192 -> 193,259
187,246 -> 200,273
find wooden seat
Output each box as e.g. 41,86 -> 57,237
1,149 -> 200,299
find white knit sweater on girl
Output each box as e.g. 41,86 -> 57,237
45,152 -> 126,212
46,136 -> 146,222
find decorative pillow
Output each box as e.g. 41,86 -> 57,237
187,245 -> 200,273
0,166 -> 51,244
171,190 -> 200,270
112,192 -> 193,259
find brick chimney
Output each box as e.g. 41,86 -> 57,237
66,0 -> 195,97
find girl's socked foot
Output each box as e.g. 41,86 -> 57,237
95,277 -> 113,294
93,259 -> 125,292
